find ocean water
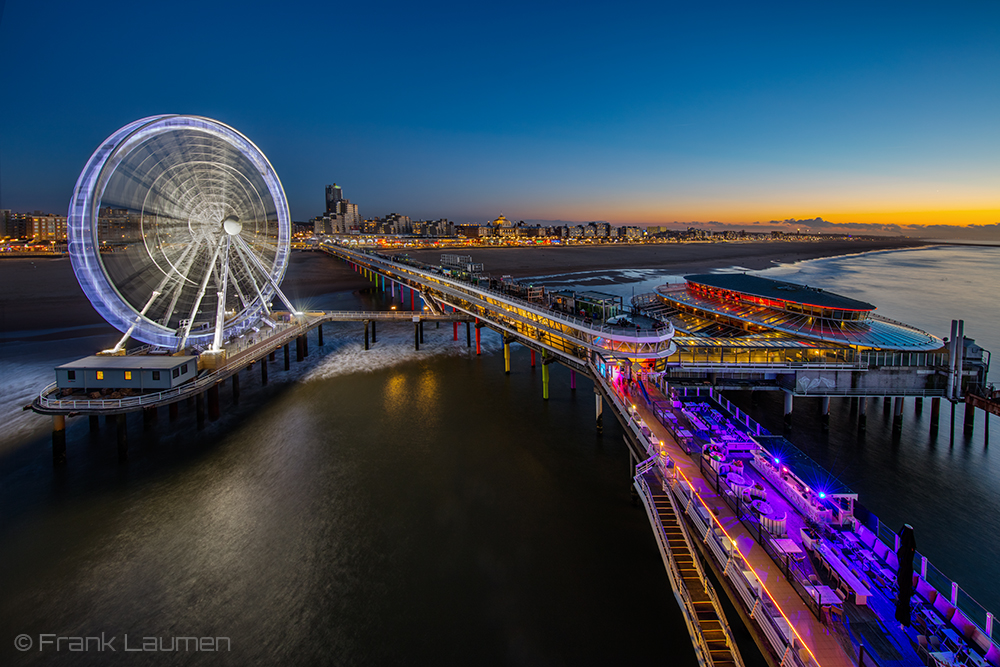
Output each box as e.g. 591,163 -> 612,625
0,285 -> 696,666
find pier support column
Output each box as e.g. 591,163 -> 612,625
52,415 -> 67,466
318,324 -> 324,346
261,358 -> 268,385
884,397 -> 892,411
208,383 -> 220,421
169,402 -> 179,421
985,411 -> 990,447
143,406 -> 157,428
466,322 -> 471,348
950,401 -> 956,444
454,322 -> 458,341
858,397 -> 867,431
232,373 -> 240,404
414,319 -> 420,351
196,392 -> 205,427
915,397 -> 923,414
284,344 -> 290,370
420,321 -> 424,343
269,350 -> 275,362
570,369 -> 576,390
303,331 -> 309,357
296,336 -> 304,362
893,397 -> 904,433
964,403 -> 976,434
475,321 -> 482,355
596,391 -> 604,434
364,321 -> 370,350
89,415 -> 100,432
531,350 -> 536,368
930,397 -> 941,427
117,414 -> 128,463
542,353 -> 550,400
820,396 -> 831,428
783,390 -> 794,427
504,340 -> 511,374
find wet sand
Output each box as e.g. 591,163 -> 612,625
393,238 -> 929,279
0,239 -> 926,338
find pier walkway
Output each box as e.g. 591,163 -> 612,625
635,457 -> 746,667
589,362 -> 854,667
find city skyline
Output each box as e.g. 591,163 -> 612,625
1,1 -> 997,238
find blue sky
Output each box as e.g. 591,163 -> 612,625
1,1 -> 998,234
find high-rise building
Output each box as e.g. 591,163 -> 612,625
325,184 -> 344,214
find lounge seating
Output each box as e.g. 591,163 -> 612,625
952,611 -> 992,654
874,539 -> 891,564
858,525 -> 877,549
916,578 -> 938,603
985,643 -> 1000,667
932,595 -> 957,623
762,512 -> 787,537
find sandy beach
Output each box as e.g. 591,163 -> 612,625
0,239 -> 927,339
392,238 -> 929,279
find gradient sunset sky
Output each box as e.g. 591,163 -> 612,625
1,1 -> 997,234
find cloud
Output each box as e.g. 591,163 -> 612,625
641,217 -> 1000,240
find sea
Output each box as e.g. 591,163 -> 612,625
1,244 -> 998,666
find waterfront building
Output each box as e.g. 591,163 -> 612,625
27,213 -> 68,241
55,355 -> 197,392
633,273 -> 988,396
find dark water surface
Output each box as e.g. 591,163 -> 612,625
0,313 -> 692,666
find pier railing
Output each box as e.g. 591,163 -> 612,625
866,516 -> 998,646
591,364 -> 817,667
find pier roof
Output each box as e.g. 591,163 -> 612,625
685,274 -> 875,312
56,355 -> 196,370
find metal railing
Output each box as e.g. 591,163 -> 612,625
322,244 -> 676,340
634,471 -> 745,667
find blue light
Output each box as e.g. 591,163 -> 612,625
773,457 -> 780,465
818,492 -> 827,498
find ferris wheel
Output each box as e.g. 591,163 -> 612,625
68,115 -> 298,352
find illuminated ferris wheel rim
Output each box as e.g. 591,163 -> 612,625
67,114 -> 294,350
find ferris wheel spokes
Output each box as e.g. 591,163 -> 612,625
178,235 -> 226,350
211,236 -> 233,352
232,234 -> 298,315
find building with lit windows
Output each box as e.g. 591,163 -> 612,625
632,273 -> 988,396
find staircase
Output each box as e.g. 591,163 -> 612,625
636,466 -> 744,667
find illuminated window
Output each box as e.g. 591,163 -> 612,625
125,371 -> 132,380
96,371 -> 104,380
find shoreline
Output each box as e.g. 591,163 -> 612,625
0,239 -> 929,339
392,238 -> 930,279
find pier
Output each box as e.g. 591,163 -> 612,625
29,242 -> 998,667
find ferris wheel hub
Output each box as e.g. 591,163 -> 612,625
222,215 -> 242,236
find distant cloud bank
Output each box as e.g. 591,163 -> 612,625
645,217 -> 1000,240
